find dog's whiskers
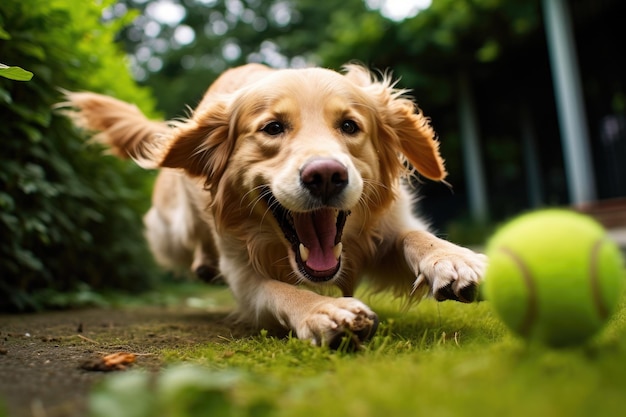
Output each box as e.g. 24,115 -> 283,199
286,269 -> 305,286
241,185 -> 267,211
362,178 -> 387,205
260,190 -> 288,230
239,185 -> 278,229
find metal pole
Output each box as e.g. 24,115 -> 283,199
458,71 -> 489,221
542,0 -> 596,204
520,103 -> 544,208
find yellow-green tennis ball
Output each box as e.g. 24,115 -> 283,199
484,209 -> 624,347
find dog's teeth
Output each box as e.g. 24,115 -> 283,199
333,242 -> 343,260
299,243 -> 310,262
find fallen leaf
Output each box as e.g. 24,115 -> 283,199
80,352 -> 136,372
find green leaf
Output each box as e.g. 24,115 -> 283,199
13,248 -> 43,272
0,26 -> 11,40
0,64 -> 34,81
0,192 -> 15,211
17,42 -> 46,61
0,87 -> 12,104
476,39 -> 501,62
16,122 -> 43,143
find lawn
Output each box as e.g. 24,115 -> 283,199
87,284 -> 626,417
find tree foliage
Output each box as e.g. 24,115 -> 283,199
114,0 -> 540,113
0,0 -> 160,311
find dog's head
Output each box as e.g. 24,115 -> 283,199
158,65 -> 446,284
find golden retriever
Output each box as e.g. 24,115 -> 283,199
65,63 -> 487,348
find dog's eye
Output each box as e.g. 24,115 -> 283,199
340,120 -> 359,135
261,121 -> 285,136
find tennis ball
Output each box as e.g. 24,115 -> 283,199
483,209 -> 624,347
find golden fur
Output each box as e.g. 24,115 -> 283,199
65,64 -> 486,347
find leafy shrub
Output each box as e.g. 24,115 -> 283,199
0,0 -> 161,311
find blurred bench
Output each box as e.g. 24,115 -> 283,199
575,198 -> 626,252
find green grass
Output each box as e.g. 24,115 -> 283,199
89,287 -> 626,417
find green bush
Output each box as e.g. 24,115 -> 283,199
0,0 -> 161,311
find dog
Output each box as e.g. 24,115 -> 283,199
65,63 -> 487,348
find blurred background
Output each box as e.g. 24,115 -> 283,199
1,0 -> 625,310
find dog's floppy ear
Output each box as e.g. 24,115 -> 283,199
159,101 -> 232,187
384,97 -> 447,181
344,65 -> 447,182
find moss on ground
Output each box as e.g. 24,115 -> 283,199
83,285 -> 626,417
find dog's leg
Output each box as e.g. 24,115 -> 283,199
235,278 -> 379,348
401,231 -> 487,302
191,239 -> 220,283
143,206 -> 193,271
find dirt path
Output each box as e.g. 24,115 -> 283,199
0,304 -> 251,417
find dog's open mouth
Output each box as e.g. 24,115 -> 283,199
263,189 -> 348,282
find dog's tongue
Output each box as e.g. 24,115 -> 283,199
293,209 -> 340,273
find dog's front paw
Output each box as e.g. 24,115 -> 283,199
414,243 -> 487,303
296,297 -> 379,350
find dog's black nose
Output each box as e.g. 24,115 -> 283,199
301,158 -> 348,202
